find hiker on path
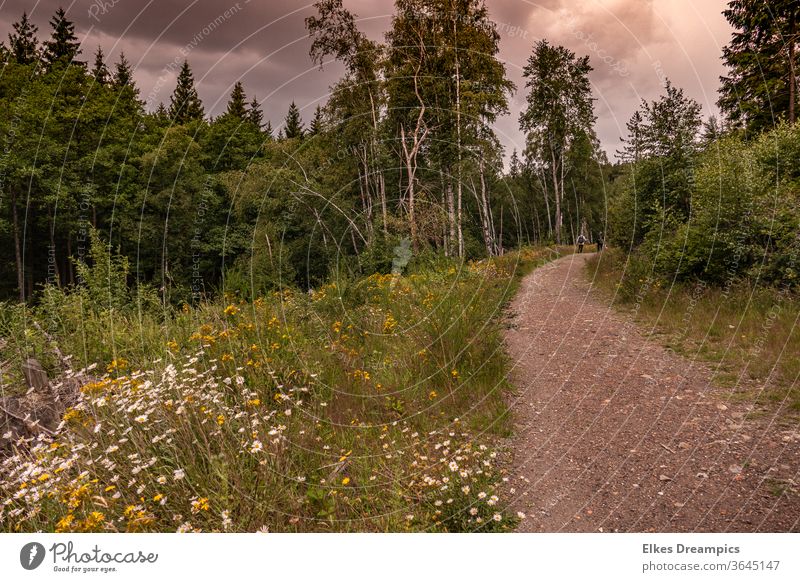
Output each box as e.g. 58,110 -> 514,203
576,234 -> 587,253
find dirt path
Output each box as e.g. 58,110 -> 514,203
503,253 -> 800,532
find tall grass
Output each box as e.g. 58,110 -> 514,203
1,245 -> 565,532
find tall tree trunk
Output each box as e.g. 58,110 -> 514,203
453,13 -> 464,258
48,209 -> 61,287
534,169 -> 552,241
551,149 -> 562,245
478,156 -> 494,256
12,190 -> 24,302
790,10 -> 797,125
377,155 -> 388,235
446,176 -> 456,256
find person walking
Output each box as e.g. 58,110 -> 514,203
576,233 -> 587,253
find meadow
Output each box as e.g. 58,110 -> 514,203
0,239 -> 568,532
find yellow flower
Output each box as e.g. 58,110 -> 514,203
56,513 -> 75,533
224,304 -> 239,316
341,477 -> 350,486
166,340 -> 179,351
383,314 -> 397,334
429,390 -> 438,400
153,493 -> 164,502
107,358 -> 128,373
216,414 -> 225,426
192,497 -> 210,513
221,353 -> 234,362
451,369 -> 459,378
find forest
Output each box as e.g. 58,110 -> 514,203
0,0 -> 798,533
0,2 -> 607,305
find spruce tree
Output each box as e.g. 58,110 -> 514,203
283,101 -> 304,139
263,119 -> 274,140
718,0 -> 798,133
113,52 -> 133,87
43,7 -> 82,67
247,96 -> 264,129
8,12 -> 39,65
226,81 -> 248,119
309,105 -> 323,135
91,46 -> 109,84
168,60 -> 205,124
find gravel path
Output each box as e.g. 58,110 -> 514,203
504,253 -> 800,532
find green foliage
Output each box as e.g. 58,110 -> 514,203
718,0 -> 799,134
168,60 -> 204,124
283,101 -> 304,139
0,246 -> 557,532
72,227 -> 132,310
611,121 -> 800,287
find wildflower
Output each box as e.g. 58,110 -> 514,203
191,498 -> 210,513
173,469 -> 186,481
487,495 -> 498,506
341,477 -> 350,486
157,476 -> 167,485
134,414 -> 149,424
56,513 -> 75,532
517,512 -> 526,519
448,461 -> 459,472
461,485 -> 470,494
83,511 -> 106,530
224,304 -> 239,316
469,508 -> 478,516
221,510 -> 232,529
256,525 -> 270,533
493,513 -> 502,522
451,369 -> 459,379
478,491 -> 487,499
429,390 -> 438,400
250,440 -> 263,454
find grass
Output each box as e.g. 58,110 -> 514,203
586,249 -> 800,416
0,245 -> 567,533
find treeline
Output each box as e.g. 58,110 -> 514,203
607,0 -> 800,288
0,1 -> 609,304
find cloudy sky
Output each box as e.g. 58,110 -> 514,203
0,0 -> 732,160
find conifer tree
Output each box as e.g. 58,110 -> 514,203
309,104 -> 323,135
168,60 -> 205,124
113,52 -> 134,87
43,7 -> 82,67
247,96 -> 264,129
91,46 -> 109,84
8,12 -> 39,65
226,81 -> 248,119
283,101 -> 304,139
718,0 -> 798,133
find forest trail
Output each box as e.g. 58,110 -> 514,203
503,253 -> 800,532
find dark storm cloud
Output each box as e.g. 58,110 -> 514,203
0,1 -> 730,157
